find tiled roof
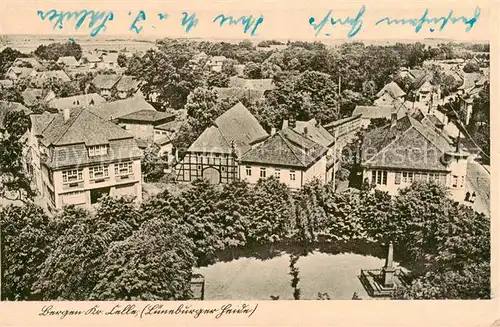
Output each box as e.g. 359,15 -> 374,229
57,56 -> 79,66
48,93 -> 106,111
13,58 -> 44,70
228,76 -> 275,92
21,88 -> 46,107
361,115 -> 455,171
458,72 -> 484,91
409,69 -> 426,80
293,118 -> 335,148
214,87 -> 265,103
82,54 -> 100,63
188,126 -> 233,154
46,138 -> 142,169
115,76 -> 140,92
38,107 -> 134,147
117,109 -> 174,122
155,120 -> 183,132
187,102 -> 268,156
0,101 -> 31,130
352,105 -> 394,119
214,102 -> 269,155
412,74 -> 433,91
376,81 -> 406,99
88,96 -> 155,121
325,114 -> 362,128
10,67 -> 34,78
92,74 -> 121,89
155,136 -> 172,146
31,112 -> 57,136
30,70 -> 71,87
240,128 -> 328,168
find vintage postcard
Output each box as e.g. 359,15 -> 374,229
0,0 -> 498,326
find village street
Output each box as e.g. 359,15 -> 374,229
465,160 -> 490,216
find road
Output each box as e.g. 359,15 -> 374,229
464,160 -> 490,216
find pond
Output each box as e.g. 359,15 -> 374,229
194,244 -> 400,300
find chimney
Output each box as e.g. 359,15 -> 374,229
271,127 -> 276,135
390,112 -> 397,127
63,108 -> 71,122
282,119 -> 289,129
303,126 -> 308,136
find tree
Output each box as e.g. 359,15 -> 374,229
207,71 -> 230,88
248,177 -> 295,250
117,53 -> 128,68
0,111 -> 34,203
141,143 -> 165,182
463,62 -> 480,73
34,42 -> 82,61
0,88 -> 23,103
0,47 -> 28,76
91,218 -> 196,300
0,204 -> 52,300
221,59 -> 238,76
243,62 -> 263,79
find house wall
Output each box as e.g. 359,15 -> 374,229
49,159 -> 142,209
363,168 -> 451,196
239,164 -> 303,189
176,152 -> 239,184
121,122 -> 155,140
303,157 -> 328,185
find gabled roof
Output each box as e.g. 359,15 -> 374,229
30,112 -> 57,136
293,118 -> 335,148
92,74 -> 121,89
352,105 -> 394,120
13,58 -> 44,70
228,76 -> 275,92
117,109 -> 174,123
240,128 -> 328,168
47,93 -> 106,111
361,114 -> 455,171
376,81 -> 406,99
214,102 -> 269,155
57,56 -> 79,66
412,74 -> 433,91
38,107 -> 134,147
21,88 -> 54,107
324,114 -> 362,128
30,70 -> 71,86
408,69 -> 426,80
458,72 -> 484,91
88,96 -> 155,121
187,102 -> 268,156
0,101 -> 31,130
115,76 -> 140,92
188,126 -> 233,154
82,54 -> 101,63
9,67 -> 34,78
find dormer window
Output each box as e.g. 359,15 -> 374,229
88,144 -> 108,157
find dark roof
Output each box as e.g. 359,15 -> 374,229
38,107 -> 134,147
412,74 -> 433,90
155,120 -> 182,132
47,93 -> 106,111
361,115 -> 455,171
117,109 -> 174,122
30,112 -> 56,136
376,81 -> 406,99
324,114 -> 362,128
88,96 -> 155,121
293,118 -> 335,148
187,102 -> 268,156
91,74 -> 121,89
240,128 -> 328,168
116,76 -> 140,92
409,69 -> 426,80
0,101 -> 31,130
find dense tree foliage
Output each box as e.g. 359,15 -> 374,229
34,42 -> 82,61
0,47 -> 28,76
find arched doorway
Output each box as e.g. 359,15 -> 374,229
203,167 -> 220,184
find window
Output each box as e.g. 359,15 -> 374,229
290,170 -> 296,181
155,130 -> 160,135
459,176 -> 465,188
408,172 -> 414,183
115,162 -> 133,176
88,144 -> 108,157
402,172 -> 408,183
62,169 -> 83,183
373,170 -> 387,185
197,165 -> 201,170
439,174 -> 447,185
89,165 -> 109,180
274,169 -> 280,179
260,167 -> 266,178
452,175 -> 458,188
246,166 -> 251,176
395,172 -> 401,185
414,173 -> 421,181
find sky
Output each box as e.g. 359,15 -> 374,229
0,0 -> 493,42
